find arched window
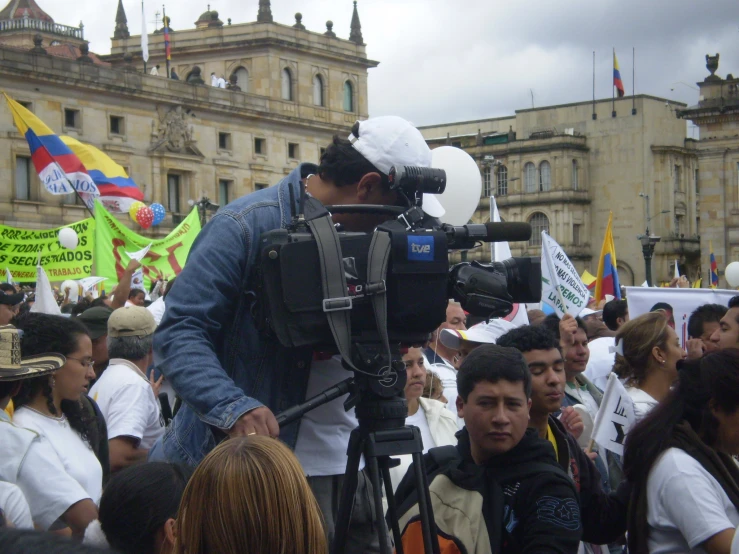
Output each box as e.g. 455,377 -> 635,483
528,212 -> 550,246
281,68 -> 293,101
497,165 -> 508,196
571,159 -> 578,190
524,162 -> 536,193
313,74 -> 324,107
234,67 -> 249,93
343,80 -> 354,112
482,166 -> 492,197
539,160 -> 551,192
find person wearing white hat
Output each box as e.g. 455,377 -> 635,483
152,115 -> 443,551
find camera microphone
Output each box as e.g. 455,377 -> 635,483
443,222 -> 532,248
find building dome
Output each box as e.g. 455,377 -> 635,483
0,0 -> 54,23
195,8 -> 222,28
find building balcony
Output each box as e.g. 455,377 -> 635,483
0,17 -> 84,40
495,189 -> 591,208
659,234 -> 701,257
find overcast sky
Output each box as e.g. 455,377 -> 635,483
36,0 -> 739,127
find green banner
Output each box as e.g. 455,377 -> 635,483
0,220 -> 95,283
94,200 -> 202,289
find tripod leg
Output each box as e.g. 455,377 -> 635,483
381,465 -> 404,554
332,431 -> 363,554
411,452 -> 441,554
367,455 -> 392,554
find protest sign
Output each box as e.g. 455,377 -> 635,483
0,220 -> 95,283
625,286 -> 737,347
591,373 -> 636,456
541,232 -> 589,318
94,200 -> 201,289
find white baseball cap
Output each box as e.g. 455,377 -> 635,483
439,319 -> 518,350
348,116 -> 445,218
579,308 -> 602,318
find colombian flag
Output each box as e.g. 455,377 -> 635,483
595,212 -> 621,301
581,270 -> 597,292
3,93 -> 99,209
163,13 -> 171,61
710,241 -> 719,288
613,51 -> 625,98
60,136 -> 143,212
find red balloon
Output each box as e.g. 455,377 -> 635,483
136,206 -> 154,230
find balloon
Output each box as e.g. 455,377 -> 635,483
129,201 -> 146,222
725,262 -> 739,287
150,203 -> 166,226
431,146 -> 482,225
136,206 -> 154,229
58,227 -> 79,250
61,279 -> 80,302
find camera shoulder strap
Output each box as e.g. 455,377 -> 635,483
367,230 -> 392,366
306,212 -> 358,371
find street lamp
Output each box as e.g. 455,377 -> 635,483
637,193 -> 670,286
188,196 -> 219,227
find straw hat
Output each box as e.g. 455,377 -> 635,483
0,325 -> 65,382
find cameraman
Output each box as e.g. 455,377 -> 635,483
150,116 -> 443,550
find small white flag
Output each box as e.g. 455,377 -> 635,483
591,373 -> 636,456
125,243 -> 152,263
78,276 -> 107,293
30,265 -> 62,316
540,232 -> 589,318
674,260 -> 680,280
5,268 -> 13,285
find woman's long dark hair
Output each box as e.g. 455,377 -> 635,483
100,462 -> 191,554
623,348 -> 739,484
13,313 -> 97,447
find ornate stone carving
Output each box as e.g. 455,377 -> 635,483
150,106 -> 202,156
705,53 -> 721,81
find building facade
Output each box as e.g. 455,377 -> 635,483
678,54 -> 739,288
420,95 -> 699,286
0,0 -> 376,236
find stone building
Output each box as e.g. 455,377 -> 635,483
678,54 -> 739,288
0,0 -> 376,236
420,95 -> 699,286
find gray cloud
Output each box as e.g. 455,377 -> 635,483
36,0 -> 739,126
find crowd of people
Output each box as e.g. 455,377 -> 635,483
0,115 -> 738,554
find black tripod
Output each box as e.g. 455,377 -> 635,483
276,350 -> 441,554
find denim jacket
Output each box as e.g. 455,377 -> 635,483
154,164 -> 316,466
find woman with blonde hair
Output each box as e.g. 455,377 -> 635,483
174,436 -> 327,554
614,311 -> 686,420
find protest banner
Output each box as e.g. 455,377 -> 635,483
94,200 -> 201,289
541,232 -> 589,318
0,220 -> 95,283
591,373 -> 636,456
625,286 -> 737,347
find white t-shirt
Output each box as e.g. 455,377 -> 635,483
565,383 -> 600,421
294,356 -> 364,476
90,358 -> 165,450
647,447 -> 739,553
13,407 -> 102,528
0,481 -> 33,529
627,386 -> 658,422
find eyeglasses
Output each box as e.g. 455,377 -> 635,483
66,357 -> 95,369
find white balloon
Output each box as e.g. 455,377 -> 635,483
725,262 -> 739,287
58,227 -> 79,250
431,146 -> 482,225
61,279 -> 80,302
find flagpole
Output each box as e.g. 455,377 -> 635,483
67,176 -> 95,218
592,50 -> 596,120
163,5 -> 170,79
632,47 -> 636,115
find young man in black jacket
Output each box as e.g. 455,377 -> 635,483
497,325 -> 630,549
394,344 -> 581,553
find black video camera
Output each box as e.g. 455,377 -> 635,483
254,166 -> 541,351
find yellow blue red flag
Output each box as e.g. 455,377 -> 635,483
595,212 -> 621,301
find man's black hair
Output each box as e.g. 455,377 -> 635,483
0,284 -> 15,294
729,295 -> 739,309
317,124 -> 388,188
603,299 -> 628,331
650,302 -> 673,313
496,325 -> 561,354
541,313 -> 586,340
0,528 -> 108,553
128,289 -> 145,299
457,344 -> 532,401
687,303 -> 728,339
